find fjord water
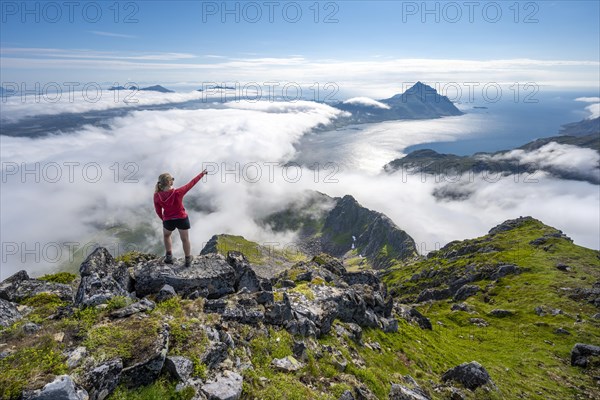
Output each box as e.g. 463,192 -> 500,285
293,90 -> 598,173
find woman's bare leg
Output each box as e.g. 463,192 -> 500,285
163,228 -> 173,253
179,229 -> 191,257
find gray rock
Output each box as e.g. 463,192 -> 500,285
265,293 -> 293,325
110,298 -> 155,318
201,371 -> 243,400
156,284 -> 176,303
380,318 -> 399,333
201,342 -> 229,370
22,322 -> 41,334
226,251 -> 264,293
416,288 -> 452,303
453,285 -> 479,301
556,263 -> 571,272
405,307 -> 432,330
569,282 -> 600,308
353,385 -> 378,400
134,254 -> 236,299
0,270 -> 73,303
339,390 -> 355,400
120,323 -> 169,388
66,347 -> 87,369
164,356 -> 194,382
26,375 -> 88,400
488,217 -> 535,235
451,303 -> 471,312
293,340 -> 308,361
82,358 -> 123,400
489,309 -> 514,317
389,383 -> 430,400
490,264 -> 520,280
554,327 -> 570,335
447,387 -> 465,400
441,361 -> 494,390
571,343 -> 600,367
271,355 -> 304,372
75,247 -> 129,307
0,297 -> 23,327
469,318 -> 489,327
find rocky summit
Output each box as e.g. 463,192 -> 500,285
1,216 -> 599,399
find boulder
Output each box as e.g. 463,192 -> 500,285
271,355 -> 304,372
0,270 -> 73,303
82,358 -> 123,400
66,347 -> 87,369
416,288 -> 452,303
396,306 -> 432,330
75,247 -> 129,307
22,322 -> 41,334
0,297 -> 23,327
201,371 -> 243,400
134,254 -> 236,299
156,284 -> 176,303
453,285 -> 479,301
339,390 -> 355,400
24,375 -> 88,400
570,343 -> 600,367
441,361 -> 494,390
164,356 -> 194,381
389,383 -> 430,400
110,298 -> 155,319
119,323 -> 170,388
226,251 -> 266,293
489,309 -> 514,318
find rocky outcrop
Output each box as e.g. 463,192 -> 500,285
321,195 -> 418,269
0,298 -> 24,327
568,281 -> 600,308
0,270 -> 73,303
164,356 -> 194,382
81,359 -> 123,400
441,361 -> 494,390
119,323 -> 170,388
201,371 -> 243,400
75,248 -> 129,307
570,343 -> 600,367
23,375 -> 88,400
262,192 -> 418,269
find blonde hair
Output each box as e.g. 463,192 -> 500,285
155,173 -> 173,193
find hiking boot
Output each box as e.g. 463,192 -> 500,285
164,253 -> 173,264
185,255 -> 193,268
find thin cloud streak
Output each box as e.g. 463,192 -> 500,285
88,31 -> 138,39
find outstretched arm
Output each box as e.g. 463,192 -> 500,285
177,170 -> 208,196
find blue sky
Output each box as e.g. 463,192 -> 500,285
1,0 -> 599,95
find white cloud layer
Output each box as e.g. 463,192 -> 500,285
343,97 -> 390,109
1,101 -> 598,280
0,90 -> 214,123
480,142 -> 600,181
575,97 -> 600,119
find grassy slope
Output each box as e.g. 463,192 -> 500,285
2,219 -> 598,400
380,218 -> 600,399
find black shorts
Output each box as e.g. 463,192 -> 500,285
163,216 -> 191,231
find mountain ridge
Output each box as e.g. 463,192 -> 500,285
1,215 -> 599,399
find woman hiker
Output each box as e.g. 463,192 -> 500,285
154,169 -> 207,267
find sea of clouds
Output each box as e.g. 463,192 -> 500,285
1,97 -> 598,279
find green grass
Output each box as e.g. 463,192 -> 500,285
378,217 -> 600,399
108,376 -> 195,400
0,336 -> 67,399
38,272 -> 78,284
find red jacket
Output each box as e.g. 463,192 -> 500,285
154,171 -> 206,221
